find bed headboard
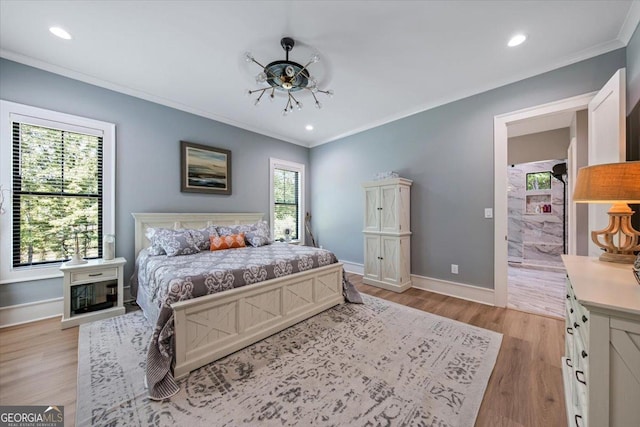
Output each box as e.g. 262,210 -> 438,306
131,212 -> 264,257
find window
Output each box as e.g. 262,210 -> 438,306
526,171 -> 551,191
269,158 -> 305,243
0,100 -> 115,283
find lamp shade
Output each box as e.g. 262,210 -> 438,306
573,161 -> 640,203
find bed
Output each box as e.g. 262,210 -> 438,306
131,212 -> 348,400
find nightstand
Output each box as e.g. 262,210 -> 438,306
60,257 -> 126,329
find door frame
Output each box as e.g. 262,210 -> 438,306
493,92 -> 596,307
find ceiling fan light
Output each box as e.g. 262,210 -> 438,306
245,37 -> 332,115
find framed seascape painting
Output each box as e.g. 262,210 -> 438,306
180,141 -> 232,195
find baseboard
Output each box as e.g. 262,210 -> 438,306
411,274 -> 495,306
340,260 -> 364,275
0,297 -> 63,328
363,277 -> 412,293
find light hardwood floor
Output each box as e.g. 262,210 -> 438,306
0,274 -> 566,427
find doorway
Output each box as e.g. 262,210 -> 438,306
494,69 -> 627,312
507,159 -> 568,318
493,92 -> 596,309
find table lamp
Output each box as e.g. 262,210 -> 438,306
573,161 -> 640,263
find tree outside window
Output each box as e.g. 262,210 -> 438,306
12,123 -> 102,266
270,158 -> 304,244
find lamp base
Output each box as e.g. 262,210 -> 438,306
66,253 -> 88,266
591,204 -> 640,265
599,252 -> 638,264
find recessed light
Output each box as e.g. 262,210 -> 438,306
508,34 -> 526,47
49,27 -> 72,40
305,125 -> 314,131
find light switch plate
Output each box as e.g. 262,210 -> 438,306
484,208 -> 493,218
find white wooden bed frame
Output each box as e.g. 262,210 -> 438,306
132,212 -> 344,379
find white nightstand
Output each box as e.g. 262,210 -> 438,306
60,257 -> 126,329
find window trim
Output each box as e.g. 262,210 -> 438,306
269,158 -> 305,245
0,100 -> 115,284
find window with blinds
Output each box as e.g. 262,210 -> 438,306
273,167 -> 299,241
12,122 -> 103,267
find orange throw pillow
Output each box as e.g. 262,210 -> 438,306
210,233 -> 246,251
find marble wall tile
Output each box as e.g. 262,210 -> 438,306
507,159 -> 567,265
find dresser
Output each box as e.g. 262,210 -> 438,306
362,177 -> 412,292
561,255 -> 640,427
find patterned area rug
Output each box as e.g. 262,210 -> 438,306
76,295 -> 502,426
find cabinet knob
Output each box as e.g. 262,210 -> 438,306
566,294 -> 571,299
581,350 -> 588,359
581,315 -> 588,323
570,308 -> 574,313
573,322 -> 580,329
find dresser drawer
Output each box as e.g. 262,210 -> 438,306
567,281 -> 590,347
70,267 -> 118,284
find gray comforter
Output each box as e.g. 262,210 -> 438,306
131,243 -> 361,400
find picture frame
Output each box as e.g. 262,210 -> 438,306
180,141 -> 232,195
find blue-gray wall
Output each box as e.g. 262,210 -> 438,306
0,58 -> 309,307
310,49 -> 627,289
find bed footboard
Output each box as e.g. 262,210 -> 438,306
171,262 -> 344,379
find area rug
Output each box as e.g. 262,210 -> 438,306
76,295 -> 502,426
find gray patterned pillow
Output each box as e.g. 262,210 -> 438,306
186,226 -> 218,251
245,220 -> 272,247
150,228 -> 200,257
145,227 -> 166,256
217,221 -> 272,247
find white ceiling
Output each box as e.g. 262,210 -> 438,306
1,1 -> 638,147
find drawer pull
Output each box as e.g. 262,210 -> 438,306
575,370 -> 586,385
88,273 -> 103,277
566,327 -> 573,335
575,414 -> 583,427
581,315 -> 588,323
581,350 -> 588,359
565,358 -> 573,368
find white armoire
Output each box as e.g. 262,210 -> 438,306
362,177 -> 412,292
